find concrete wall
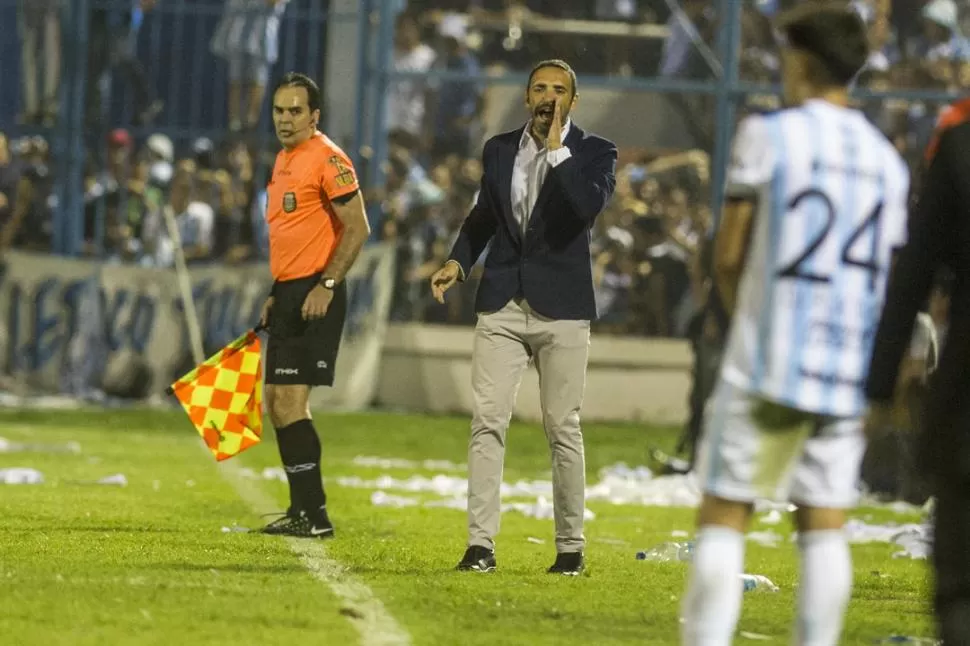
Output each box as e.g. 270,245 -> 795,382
376,323 -> 693,425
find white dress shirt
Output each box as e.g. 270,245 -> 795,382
446,119 -> 573,280
511,119 -> 573,237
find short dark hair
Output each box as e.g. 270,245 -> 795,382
526,59 -> 578,98
777,2 -> 869,85
274,72 -> 321,113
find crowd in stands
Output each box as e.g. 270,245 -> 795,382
0,0 -> 966,338
0,128 -> 272,267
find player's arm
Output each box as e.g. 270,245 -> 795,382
866,136 -> 954,404
712,115 -> 773,314
320,153 -> 370,283
712,198 -> 755,314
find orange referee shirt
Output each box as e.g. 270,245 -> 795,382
266,131 -> 360,281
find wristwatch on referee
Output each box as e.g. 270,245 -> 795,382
319,277 -> 337,290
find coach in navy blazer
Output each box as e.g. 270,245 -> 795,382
430,59 -> 617,576
446,115 -> 617,320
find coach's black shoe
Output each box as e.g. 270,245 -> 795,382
259,510 -> 334,539
456,546 -> 496,572
547,552 -> 584,576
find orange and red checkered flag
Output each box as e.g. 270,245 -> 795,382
167,330 -> 264,461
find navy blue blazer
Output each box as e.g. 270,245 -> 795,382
447,123 -> 618,321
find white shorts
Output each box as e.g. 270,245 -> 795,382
694,380 -> 867,509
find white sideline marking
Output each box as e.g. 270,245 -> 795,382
219,460 -> 412,646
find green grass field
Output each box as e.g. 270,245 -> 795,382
0,409 -> 935,645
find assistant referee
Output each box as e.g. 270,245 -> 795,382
257,72 -> 371,539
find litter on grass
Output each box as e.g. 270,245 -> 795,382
1,469 -> 133,488
353,456 -> 465,472
0,436 -> 81,454
0,468 -> 44,485
60,473 -> 129,487
746,531 -> 784,547
95,474 -> 128,486
344,459 -> 934,556
874,637 -> 941,645
371,491 -> 419,507
236,466 -> 287,482
842,518 -> 932,560
739,631 -> 772,641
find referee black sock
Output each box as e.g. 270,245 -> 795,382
276,419 -> 328,520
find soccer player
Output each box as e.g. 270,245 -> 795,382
257,72 -> 371,539
680,5 -> 910,644
866,98 -> 970,644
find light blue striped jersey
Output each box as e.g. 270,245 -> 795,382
719,100 -> 911,418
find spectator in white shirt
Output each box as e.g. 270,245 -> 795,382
387,12 -> 437,144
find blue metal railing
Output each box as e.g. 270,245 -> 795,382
1,0 -> 965,255
0,0 -> 349,256
351,0 -> 372,179
708,0 -> 743,227
361,1 -> 964,230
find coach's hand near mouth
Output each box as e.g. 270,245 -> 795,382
546,99 -> 563,151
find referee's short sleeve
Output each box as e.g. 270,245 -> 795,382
726,115 -> 775,199
320,146 -> 360,201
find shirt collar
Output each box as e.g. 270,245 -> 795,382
519,118 -> 572,150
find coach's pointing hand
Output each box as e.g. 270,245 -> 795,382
430,261 -> 461,304
302,285 -> 334,320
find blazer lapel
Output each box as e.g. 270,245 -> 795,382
527,124 -> 583,226
496,130 -> 521,242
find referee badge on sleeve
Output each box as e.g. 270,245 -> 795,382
329,155 -> 355,187
282,192 -> 297,213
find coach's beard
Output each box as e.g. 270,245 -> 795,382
532,104 -> 555,135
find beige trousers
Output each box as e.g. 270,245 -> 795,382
467,298 -> 590,554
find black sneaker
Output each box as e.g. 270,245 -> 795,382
456,545 -> 496,572
259,510 -> 299,535
259,510 -> 334,539
547,552 -> 584,576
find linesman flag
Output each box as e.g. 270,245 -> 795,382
167,330 -> 264,461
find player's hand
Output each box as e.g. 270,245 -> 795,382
302,285 -> 334,320
259,296 -> 274,329
863,401 -> 896,441
546,99 -> 563,151
430,261 -> 461,304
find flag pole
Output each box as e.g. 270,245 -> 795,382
162,206 -> 205,365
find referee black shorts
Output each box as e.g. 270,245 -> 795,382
266,272 -> 347,387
